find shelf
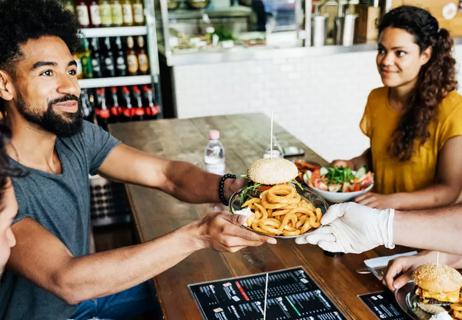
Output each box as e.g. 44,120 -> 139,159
168,6 -> 252,20
79,26 -> 147,38
79,75 -> 152,88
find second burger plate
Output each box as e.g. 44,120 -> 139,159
229,185 -> 328,239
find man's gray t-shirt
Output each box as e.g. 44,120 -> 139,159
0,121 -> 119,319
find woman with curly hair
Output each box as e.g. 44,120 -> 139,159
333,6 -> 462,210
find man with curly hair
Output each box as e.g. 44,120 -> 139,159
0,0 -> 274,319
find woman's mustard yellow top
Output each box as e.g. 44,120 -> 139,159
360,87 -> 462,194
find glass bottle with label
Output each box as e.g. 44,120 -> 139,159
89,0 -> 101,27
89,37 -> 103,78
126,36 -> 139,76
136,36 -> 149,75
76,0 -> 90,28
63,0 -> 76,14
101,37 -> 116,77
111,0 -> 123,26
121,0 -> 134,26
113,37 -> 128,76
80,37 -> 94,78
132,0 -> 144,25
99,0 -> 113,27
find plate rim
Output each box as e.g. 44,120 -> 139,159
229,184 -> 328,239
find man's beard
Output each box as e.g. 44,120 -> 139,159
16,94 -> 83,137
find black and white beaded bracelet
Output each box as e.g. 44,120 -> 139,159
218,173 -> 236,206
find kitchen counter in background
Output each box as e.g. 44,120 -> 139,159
160,39 -> 462,161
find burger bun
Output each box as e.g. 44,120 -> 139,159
248,158 -> 298,185
413,264 -> 462,293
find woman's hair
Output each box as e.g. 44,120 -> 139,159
0,0 -> 79,116
379,6 -> 457,161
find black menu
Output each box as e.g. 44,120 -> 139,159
188,266 -> 345,320
358,291 -> 410,320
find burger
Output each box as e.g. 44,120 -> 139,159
412,264 -> 462,315
239,158 -> 299,202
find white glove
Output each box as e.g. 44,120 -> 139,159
295,202 -> 395,254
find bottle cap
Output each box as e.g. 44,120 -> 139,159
208,129 -> 220,140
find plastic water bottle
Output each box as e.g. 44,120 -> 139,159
204,129 -> 225,175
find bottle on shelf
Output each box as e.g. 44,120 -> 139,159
142,85 -> 160,119
101,37 -> 116,77
136,36 -> 149,75
132,86 -> 145,121
63,0 -> 76,14
121,0 -> 134,26
80,37 -> 94,78
95,88 -> 111,130
89,37 -> 103,78
89,0 -> 101,27
121,86 -> 134,121
113,37 -> 128,77
76,0 -> 91,28
111,0 -> 124,26
132,0 -> 145,26
204,130 -> 225,175
126,36 -> 139,76
80,89 -> 94,120
99,0 -> 113,27
109,86 -> 122,122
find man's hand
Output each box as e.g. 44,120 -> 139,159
355,192 -> 400,209
224,178 -> 246,203
295,202 -> 395,253
196,212 -> 276,253
383,251 -> 437,291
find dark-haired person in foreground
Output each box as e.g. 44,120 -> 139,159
0,126 -> 22,279
332,6 -> 462,210
0,1 -> 274,319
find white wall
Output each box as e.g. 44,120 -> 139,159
172,45 -> 462,162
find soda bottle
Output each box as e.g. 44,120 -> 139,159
136,36 -> 149,75
113,37 -> 128,76
89,0 -> 101,27
126,36 -> 139,76
80,38 -> 93,79
95,88 -> 111,130
111,0 -> 123,26
204,130 -> 225,175
132,86 -> 145,121
76,0 -> 90,28
132,0 -> 144,25
63,0 -> 76,14
121,0 -> 134,26
80,89 -> 93,120
121,86 -> 134,122
142,85 -> 160,119
99,0 -> 113,27
89,37 -> 103,78
108,86 -> 122,122
101,37 -> 116,77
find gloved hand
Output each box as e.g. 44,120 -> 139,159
295,202 -> 395,254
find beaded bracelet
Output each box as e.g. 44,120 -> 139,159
218,173 -> 236,206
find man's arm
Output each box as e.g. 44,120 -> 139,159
394,204 -> 462,255
9,215 -> 273,305
97,144 -> 239,203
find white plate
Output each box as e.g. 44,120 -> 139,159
303,173 -> 374,203
395,281 -> 432,320
229,185 -> 328,239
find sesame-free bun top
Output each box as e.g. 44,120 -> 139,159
248,158 -> 298,185
413,264 -> 462,293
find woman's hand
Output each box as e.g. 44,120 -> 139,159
355,192 -> 400,209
